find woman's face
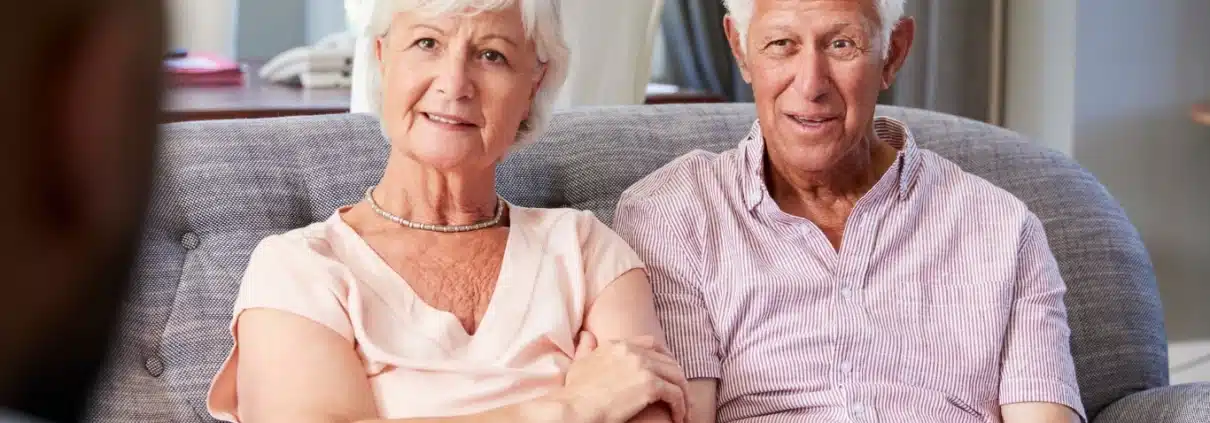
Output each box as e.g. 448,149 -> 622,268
376,5 -> 543,171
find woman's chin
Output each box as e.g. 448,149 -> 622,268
400,140 -> 482,170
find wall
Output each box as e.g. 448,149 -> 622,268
307,0 -> 349,43
236,0 -> 308,60
1002,0 -> 1077,154
167,0 -> 239,58
1004,0 -> 1210,383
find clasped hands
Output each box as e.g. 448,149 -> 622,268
556,332 -> 691,423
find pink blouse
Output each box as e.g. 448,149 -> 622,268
206,205 -> 645,421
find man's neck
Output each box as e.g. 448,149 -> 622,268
765,137 -> 899,219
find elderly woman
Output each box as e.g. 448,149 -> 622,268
205,1 -> 687,423
614,0 -> 1086,422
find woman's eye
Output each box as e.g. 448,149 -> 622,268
415,38 -> 437,49
481,50 -> 508,64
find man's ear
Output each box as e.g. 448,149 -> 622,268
723,15 -> 752,83
375,35 -> 388,74
881,17 -> 915,90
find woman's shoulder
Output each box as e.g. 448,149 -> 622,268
512,205 -> 642,268
245,214 -> 350,281
511,205 -> 612,239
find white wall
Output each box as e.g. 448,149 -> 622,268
167,0 -> 239,58
307,0 -> 349,43
1004,0 -> 1210,383
1002,0 -> 1077,155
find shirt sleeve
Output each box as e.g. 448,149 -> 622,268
231,234 -> 354,342
207,234 -> 354,422
613,195 -> 722,380
998,214 -> 1087,422
579,210 -> 647,302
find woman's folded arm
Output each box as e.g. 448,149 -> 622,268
231,308 -> 581,423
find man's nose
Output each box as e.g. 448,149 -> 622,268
433,50 -> 475,100
792,51 -> 833,103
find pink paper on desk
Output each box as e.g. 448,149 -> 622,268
164,53 -> 245,86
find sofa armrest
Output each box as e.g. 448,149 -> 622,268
1093,383 -> 1210,423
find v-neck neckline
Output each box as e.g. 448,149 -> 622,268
329,203 -> 529,355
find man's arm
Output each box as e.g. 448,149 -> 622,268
1001,402 -> 1080,423
685,380 -> 718,423
998,215 -> 1086,423
613,194 -> 724,423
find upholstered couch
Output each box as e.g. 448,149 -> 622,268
86,104 -> 1210,422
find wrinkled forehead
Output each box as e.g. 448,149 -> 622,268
751,0 -> 881,32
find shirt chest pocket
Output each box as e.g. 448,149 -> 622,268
893,275 -> 1014,403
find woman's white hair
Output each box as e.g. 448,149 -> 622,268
722,0 -> 905,59
358,0 -> 569,145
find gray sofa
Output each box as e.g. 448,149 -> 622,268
86,104 -> 1210,422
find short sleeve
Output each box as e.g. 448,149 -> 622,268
579,210 -> 646,302
206,233 -> 354,422
998,214 -> 1087,421
231,234 -> 354,340
612,196 -> 722,380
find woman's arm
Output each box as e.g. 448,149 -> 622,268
234,308 -> 577,423
581,268 -> 688,423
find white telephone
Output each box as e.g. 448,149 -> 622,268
259,31 -> 357,88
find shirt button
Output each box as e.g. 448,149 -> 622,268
852,403 -> 864,414
840,287 -> 853,299
841,361 -> 853,374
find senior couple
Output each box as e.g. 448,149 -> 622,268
205,0 -> 1086,422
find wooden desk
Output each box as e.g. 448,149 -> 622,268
166,63 -> 726,122
1192,102 -> 1210,127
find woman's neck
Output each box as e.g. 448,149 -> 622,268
371,153 -> 501,226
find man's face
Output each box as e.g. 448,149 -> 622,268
727,0 -> 910,173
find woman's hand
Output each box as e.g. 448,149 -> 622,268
559,332 -> 689,423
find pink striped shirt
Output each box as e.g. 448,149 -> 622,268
613,118 -> 1086,423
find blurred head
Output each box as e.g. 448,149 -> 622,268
0,0 -> 162,420
365,0 -> 568,172
723,0 -> 913,174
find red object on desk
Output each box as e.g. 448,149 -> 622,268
163,53 -> 245,87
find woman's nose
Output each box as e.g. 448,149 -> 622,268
433,52 -> 475,100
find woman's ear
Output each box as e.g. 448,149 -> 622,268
531,63 -> 548,101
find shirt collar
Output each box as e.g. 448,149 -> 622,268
739,116 -> 923,210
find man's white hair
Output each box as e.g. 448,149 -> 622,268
722,0 -> 905,59
358,0 -> 569,145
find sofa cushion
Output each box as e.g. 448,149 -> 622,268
86,104 -> 1165,422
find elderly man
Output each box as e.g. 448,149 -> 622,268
614,0 -> 1086,422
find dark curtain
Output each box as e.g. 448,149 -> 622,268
882,0 -> 998,123
661,1 -> 754,102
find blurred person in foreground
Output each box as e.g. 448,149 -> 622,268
614,0 -> 1086,422
204,1 -> 687,422
0,0 -> 163,422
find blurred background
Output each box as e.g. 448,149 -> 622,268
165,0 -> 1209,383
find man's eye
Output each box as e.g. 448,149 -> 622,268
415,38 -> 437,49
768,39 -> 792,48
830,39 -> 855,49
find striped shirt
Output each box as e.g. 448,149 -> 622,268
613,118 -> 1086,423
